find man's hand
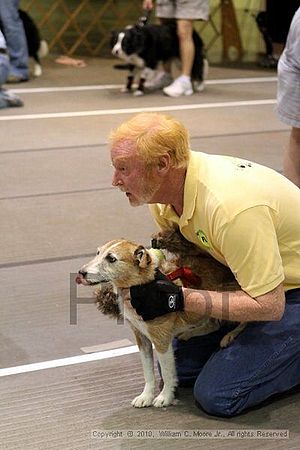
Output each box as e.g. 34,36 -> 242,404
130,270 -> 184,321
143,0 -> 154,10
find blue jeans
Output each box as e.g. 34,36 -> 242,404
0,0 -> 28,79
0,52 -> 10,108
174,288 -> 300,417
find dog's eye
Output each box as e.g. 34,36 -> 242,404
106,253 -> 117,263
96,250 -> 100,255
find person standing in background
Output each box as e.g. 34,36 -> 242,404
0,29 -> 23,108
277,6 -> 300,188
259,0 -> 300,68
0,0 -> 29,83
143,0 -> 209,97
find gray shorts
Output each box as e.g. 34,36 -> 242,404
277,65 -> 300,128
277,7 -> 300,128
156,0 -> 209,21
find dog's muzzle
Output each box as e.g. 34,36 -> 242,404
112,46 -> 120,56
76,270 -> 109,286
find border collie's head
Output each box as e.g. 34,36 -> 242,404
111,25 -> 145,59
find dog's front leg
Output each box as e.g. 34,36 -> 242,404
134,67 -> 155,96
153,343 -> 177,407
220,322 -> 247,348
134,77 -> 146,96
131,328 -> 156,407
121,64 -> 136,93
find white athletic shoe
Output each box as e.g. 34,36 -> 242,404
163,75 -> 193,97
144,71 -> 173,90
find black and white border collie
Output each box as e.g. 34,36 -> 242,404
111,20 -> 205,96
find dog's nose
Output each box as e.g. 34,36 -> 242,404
75,269 -> 87,285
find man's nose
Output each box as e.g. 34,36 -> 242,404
112,171 -> 121,186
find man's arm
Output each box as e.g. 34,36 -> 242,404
129,276 -> 286,322
183,282 -> 285,322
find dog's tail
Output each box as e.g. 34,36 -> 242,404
33,40 -> 48,77
191,30 -> 205,82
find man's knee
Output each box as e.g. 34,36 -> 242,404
176,19 -> 193,41
193,373 -> 243,418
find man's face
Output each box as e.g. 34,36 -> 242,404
111,140 -> 160,207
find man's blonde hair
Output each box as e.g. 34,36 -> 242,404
109,113 -> 191,168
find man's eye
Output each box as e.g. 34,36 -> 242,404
106,254 -> 117,263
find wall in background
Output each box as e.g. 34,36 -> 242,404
20,0 -> 265,62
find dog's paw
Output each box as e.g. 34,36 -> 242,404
152,391 -> 175,408
131,393 -> 154,408
120,86 -> 131,93
220,332 -> 235,348
133,89 -> 144,96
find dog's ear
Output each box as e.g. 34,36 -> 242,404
134,245 -> 151,268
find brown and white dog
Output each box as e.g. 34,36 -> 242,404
76,229 -> 245,408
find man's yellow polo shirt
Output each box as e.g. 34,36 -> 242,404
150,151 -> 300,297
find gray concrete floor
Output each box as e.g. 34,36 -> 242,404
0,56 -> 299,450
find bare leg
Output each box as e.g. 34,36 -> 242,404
272,42 -> 284,59
283,127 -> 300,188
177,19 -> 194,77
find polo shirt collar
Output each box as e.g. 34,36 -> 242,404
156,151 -> 199,227
180,151 -> 199,227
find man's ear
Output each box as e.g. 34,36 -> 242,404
134,246 -> 151,268
157,154 -> 171,175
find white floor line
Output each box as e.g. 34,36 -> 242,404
11,76 -> 277,94
206,76 -> 277,85
0,345 -> 139,377
11,84 -> 124,94
0,99 -> 276,122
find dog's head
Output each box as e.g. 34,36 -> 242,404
76,239 -> 164,288
111,25 -> 145,61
